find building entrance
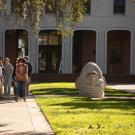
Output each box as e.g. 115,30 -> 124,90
107,30 -> 131,74
5,29 -> 28,64
73,30 -> 96,73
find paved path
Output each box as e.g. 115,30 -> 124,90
107,83 -> 135,93
0,94 -> 54,135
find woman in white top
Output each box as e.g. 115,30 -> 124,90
3,58 -> 14,97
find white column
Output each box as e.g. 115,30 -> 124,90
97,32 -> 106,74
29,32 -> 38,73
131,33 -> 135,74
62,36 -> 72,74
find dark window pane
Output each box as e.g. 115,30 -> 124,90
38,31 -> 48,45
49,31 -> 59,45
11,0 -> 16,12
45,1 -> 56,14
114,0 -> 125,14
84,0 -> 91,14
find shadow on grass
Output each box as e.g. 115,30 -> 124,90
31,87 -> 135,97
34,88 -> 135,115
31,88 -> 78,96
105,88 -> 135,97
46,97 -> 135,114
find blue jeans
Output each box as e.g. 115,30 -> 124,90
3,77 -> 12,96
16,81 -> 26,99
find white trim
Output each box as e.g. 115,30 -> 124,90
71,28 -> 98,73
105,27 -> 133,74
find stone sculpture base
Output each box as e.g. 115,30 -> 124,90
75,62 -> 106,99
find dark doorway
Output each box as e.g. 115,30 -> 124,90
107,30 -> 131,74
38,30 -> 62,73
5,29 -> 28,64
73,30 -> 96,73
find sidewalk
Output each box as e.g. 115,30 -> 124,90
107,83 -> 135,93
0,94 -> 54,135
104,83 -> 135,100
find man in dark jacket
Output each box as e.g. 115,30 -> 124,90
24,56 -> 32,96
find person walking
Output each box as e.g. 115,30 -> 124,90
24,56 -> 32,96
3,58 -> 14,98
15,57 -> 28,102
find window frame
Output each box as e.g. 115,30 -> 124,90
113,0 -> 126,15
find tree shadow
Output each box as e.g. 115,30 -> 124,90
47,97 -> 135,114
0,124 -> 10,127
31,88 -> 78,96
0,99 -> 16,104
32,87 -> 135,115
0,94 -> 35,104
31,87 -> 135,97
105,88 -> 135,97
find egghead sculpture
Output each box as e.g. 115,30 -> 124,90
75,62 -> 106,99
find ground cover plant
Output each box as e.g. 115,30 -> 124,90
30,83 -> 135,135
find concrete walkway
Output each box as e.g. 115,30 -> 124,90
107,83 -> 135,93
0,94 -> 54,135
105,83 -> 135,100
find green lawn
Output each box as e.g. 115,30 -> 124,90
30,82 -> 135,135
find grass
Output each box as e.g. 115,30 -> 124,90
30,82 -> 135,135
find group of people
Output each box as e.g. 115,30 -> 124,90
0,56 -> 32,102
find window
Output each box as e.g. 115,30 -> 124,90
38,30 -> 62,73
18,30 -> 28,57
38,31 -> 61,46
113,0 -> 126,14
84,0 -> 91,14
38,31 -> 48,45
11,0 -> 16,12
45,1 -> 56,14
